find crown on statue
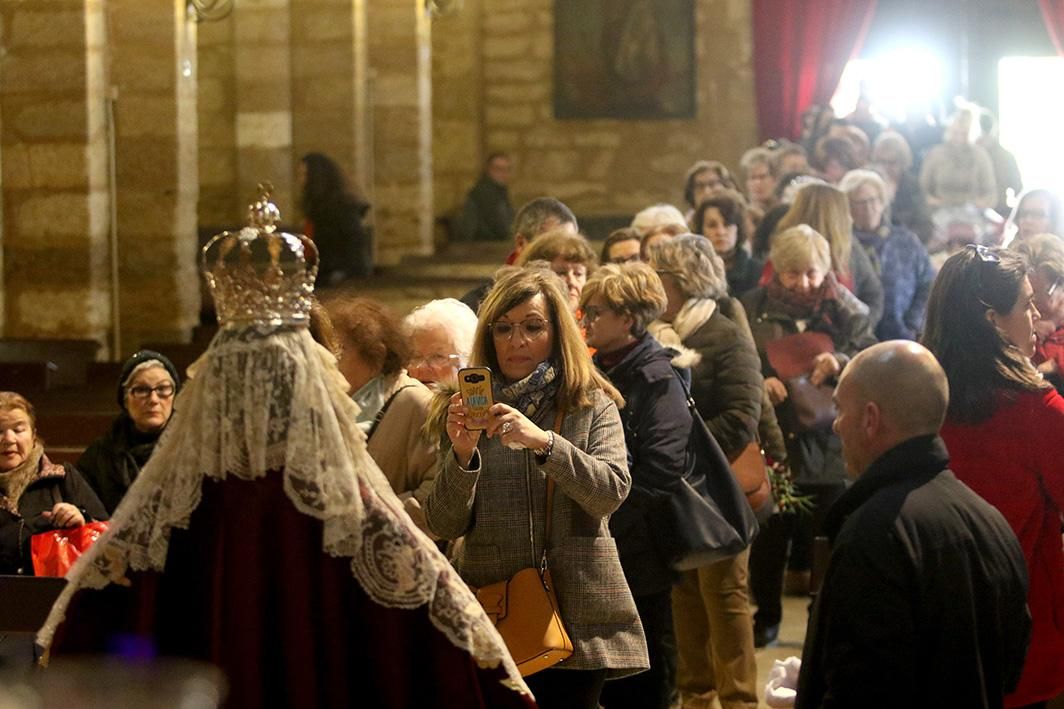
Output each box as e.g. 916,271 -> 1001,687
201,183 -> 319,330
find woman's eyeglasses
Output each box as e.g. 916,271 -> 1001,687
489,318 -> 550,341
127,383 -> 175,400
581,306 -> 611,323
408,353 -> 461,369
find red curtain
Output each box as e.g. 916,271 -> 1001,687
752,0 -> 879,141
1039,0 -> 1064,56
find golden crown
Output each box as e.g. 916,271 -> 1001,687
201,184 -> 319,330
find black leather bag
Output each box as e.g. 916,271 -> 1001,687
653,376 -> 760,571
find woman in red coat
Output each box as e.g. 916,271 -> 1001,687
923,244 -> 1064,708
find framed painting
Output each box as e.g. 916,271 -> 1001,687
553,0 -> 696,120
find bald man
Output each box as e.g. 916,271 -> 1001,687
796,341 -> 1031,709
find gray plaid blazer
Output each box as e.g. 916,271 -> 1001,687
424,388 -> 649,677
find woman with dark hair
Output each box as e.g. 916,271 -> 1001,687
922,245 -> 1064,708
693,193 -> 761,298
299,152 -> 372,286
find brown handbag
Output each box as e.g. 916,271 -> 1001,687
474,410 -> 573,677
729,440 -> 771,511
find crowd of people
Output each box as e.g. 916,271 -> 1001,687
1,104 -> 1063,709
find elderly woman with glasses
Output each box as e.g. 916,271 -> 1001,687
644,234 -> 764,709
403,298 -> 479,386
1015,233 -> 1064,390
840,169 -> 934,341
78,350 -> 181,514
0,391 -> 107,575
425,265 -> 648,709
923,245 -> 1064,707
516,229 -> 598,313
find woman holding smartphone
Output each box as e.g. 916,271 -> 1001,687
424,265 -> 648,709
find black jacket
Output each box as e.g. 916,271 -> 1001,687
0,458 -> 109,575
457,176 -> 514,242
597,335 -> 690,596
77,415 -> 160,514
309,197 -> 372,283
796,436 -> 1030,709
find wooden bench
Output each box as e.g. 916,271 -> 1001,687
36,413 -> 113,449
0,339 -> 100,389
0,362 -> 57,392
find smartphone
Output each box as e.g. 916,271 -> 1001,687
457,367 -> 494,431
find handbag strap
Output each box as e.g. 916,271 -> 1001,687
366,384 -> 416,440
535,406 -> 566,575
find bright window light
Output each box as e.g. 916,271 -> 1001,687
831,47 -> 944,123
999,56 -> 1064,201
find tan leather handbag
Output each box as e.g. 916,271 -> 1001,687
729,440 -> 771,511
474,410 -> 573,677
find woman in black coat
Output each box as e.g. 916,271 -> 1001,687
78,351 -> 181,514
583,262 -> 692,709
299,152 -> 372,286
0,392 -> 107,575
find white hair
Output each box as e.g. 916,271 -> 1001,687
781,175 -> 827,205
630,203 -> 687,237
402,298 -> 478,362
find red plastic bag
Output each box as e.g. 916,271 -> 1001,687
31,521 -> 109,577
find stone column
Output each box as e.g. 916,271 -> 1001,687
232,0 -> 295,218
109,0 -> 200,349
368,0 -> 434,265
0,0 -> 112,346
197,9 -> 237,227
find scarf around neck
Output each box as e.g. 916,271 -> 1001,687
497,360 -> 559,419
0,442 -> 44,513
765,271 -> 842,325
670,297 -> 718,341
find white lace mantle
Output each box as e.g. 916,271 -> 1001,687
37,327 -> 526,694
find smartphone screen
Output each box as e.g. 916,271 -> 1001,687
457,367 -> 494,430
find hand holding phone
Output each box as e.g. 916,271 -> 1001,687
457,367 -> 494,430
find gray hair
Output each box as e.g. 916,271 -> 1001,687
839,169 -> 889,203
402,298 -> 479,362
647,233 -> 728,300
631,203 -> 687,237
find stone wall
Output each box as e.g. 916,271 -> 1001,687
196,0 -> 433,266
0,0 -> 113,345
109,0 -> 200,348
432,0 -> 758,223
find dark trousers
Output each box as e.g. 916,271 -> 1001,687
749,511 -> 797,627
750,483 -> 846,627
525,668 -> 608,709
600,589 -> 676,709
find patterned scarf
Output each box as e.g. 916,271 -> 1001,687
496,360 -> 559,419
0,442 -> 44,514
765,271 -> 843,327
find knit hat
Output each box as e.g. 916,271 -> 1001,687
117,350 -> 182,410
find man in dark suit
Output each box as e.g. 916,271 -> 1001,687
796,341 -> 1030,709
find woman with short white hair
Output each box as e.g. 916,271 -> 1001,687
631,203 -> 687,238
403,298 -> 478,386
840,169 -> 934,341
